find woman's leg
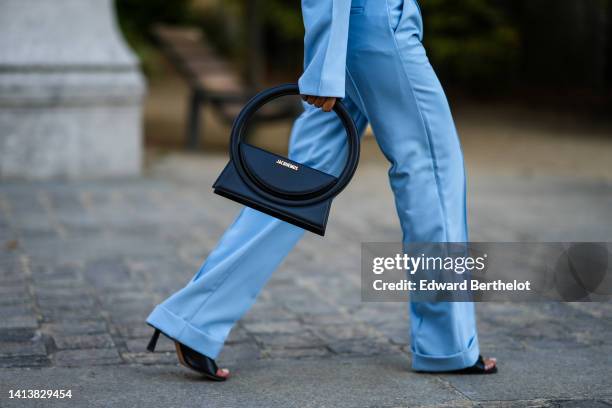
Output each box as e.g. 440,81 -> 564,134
147,98 -> 367,359
346,0 -> 479,371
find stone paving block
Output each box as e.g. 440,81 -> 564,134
0,315 -> 39,330
45,191 -> 84,213
42,321 -> 108,336
0,339 -> 47,357
101,290 -> 155,304
254,332 -> 325,349
0,357 -> 470,407
107,309 -> 151,324
551,400 -> 612,408
114,322 -> 154,339
0,264 -> 24,282
0,354 -> 50,368
31,279 -> 86,291
570,303 -> 612,320
30,262 -> 81,279
125,336 -> 174,354
472,401 -> 552,407
40,308 -> 101,322
349,304 -> 407,325
54,348 -> 122,367
0,282 -> 28,296
0,304 -> 35,318
31,284 -> 88,297
102,300 -> 156,317
226,326 -> 251,344
475,399 -> 612,407
121,351 -> 178,365
36,296 -> 97,311
218,342 -> 261,363
0,293 -> 32,307
476,319 -> 529,352
283,298 -> 340,316
373,323 -> 411,346
83,259 -> 131,288
242,303 -> 295,323
327,337 -> 400,357
0,328 -> 39,342
298,313 -> 349,326
53,333 -> 115,350
261,346 -> 331,360
507,317 -> 608,350
18,227 -> 61,241
244,321 -> 303,335
0,276 -> 27,289
443,347 -> 612,401
63,222 -> 105,238
313,324 -> 378,341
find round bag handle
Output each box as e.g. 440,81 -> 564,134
230,83 -> 360,207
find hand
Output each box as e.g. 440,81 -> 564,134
301,95 -> 337,112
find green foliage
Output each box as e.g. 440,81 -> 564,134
421,0 -> 521,90
114,0 -> 609,94
115,0 -> 193,76
260,0 -> 304,40
239,0 -> 523,89
259,0 -> 304,78
211,0 -> 304,79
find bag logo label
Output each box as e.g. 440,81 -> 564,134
276,159 -> 299,171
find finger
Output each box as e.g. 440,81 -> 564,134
306,96 -> 317,105
322,98 -> 336,112
314,97 -> 325,108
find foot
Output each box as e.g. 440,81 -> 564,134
455,355 -> 497,374
216,367 -> 230,379
174,342 -> 230,381
432,355 -> 498,375
147,327 -> 230,380
483,356 -> 497,372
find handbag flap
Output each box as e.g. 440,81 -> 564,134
240,143 -> 337,196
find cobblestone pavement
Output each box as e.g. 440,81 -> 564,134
0,153 -> 611,407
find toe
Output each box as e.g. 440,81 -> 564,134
216,368 -> 230,378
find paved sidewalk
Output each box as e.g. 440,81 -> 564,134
0,153 -> 611,407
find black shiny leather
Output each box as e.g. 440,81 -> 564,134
177,343 -> 225,381
452,355 -> 498,374
213,83 -> 360,236
146,328 -> 226,381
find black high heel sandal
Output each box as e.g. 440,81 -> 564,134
147,328 -> 228,381
450,355 -> 498,375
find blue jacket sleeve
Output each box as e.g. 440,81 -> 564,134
298,0 -> 351,98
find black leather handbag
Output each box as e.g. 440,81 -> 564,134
213,83 -> 360,236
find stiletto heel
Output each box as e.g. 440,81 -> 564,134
147,329 -> 160,352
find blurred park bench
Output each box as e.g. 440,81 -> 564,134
154,25 -> 300,149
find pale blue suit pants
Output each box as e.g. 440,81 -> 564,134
148,0 -> 480,371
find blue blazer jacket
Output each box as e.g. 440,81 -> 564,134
298,0 -> 351,98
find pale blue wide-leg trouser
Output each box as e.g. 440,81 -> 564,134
148,0 -> 479,371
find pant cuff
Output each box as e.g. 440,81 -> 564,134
411,336 -> 480,372
146,305 -> 225,359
